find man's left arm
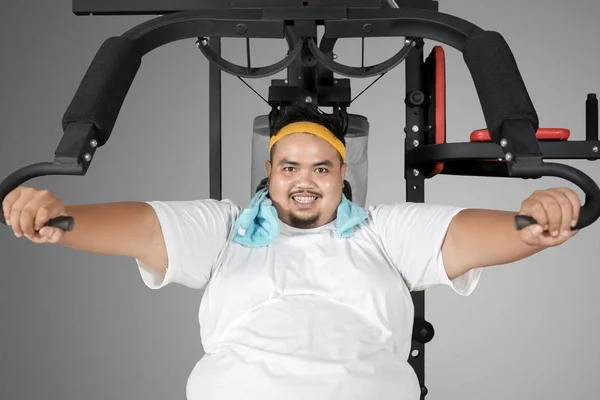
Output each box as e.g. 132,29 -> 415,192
441,187 -> 581,280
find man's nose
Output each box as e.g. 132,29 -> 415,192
296,169 -> 315,186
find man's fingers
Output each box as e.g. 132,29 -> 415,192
521,195 -> 549,232
47,228 -> 63,244
552,190 -> 573,236
527,190 -> 569,236
22,227 -> 62,244
519,187 -> 583,247
33,202 -> 63,232
2,187 -> 23,222
2,186 -> 67,246
541,193 -> 562,236
520,223 -> 544,246
9,191 -> 32,236
559,188 -> 581,227
4,188 -> 64,239
18,190 -> 52,237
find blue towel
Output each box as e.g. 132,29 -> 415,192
233,187 -> 280,248
335,192 -> 369,238
234,187 -> 368,247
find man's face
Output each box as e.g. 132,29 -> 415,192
265,132 -> 347,229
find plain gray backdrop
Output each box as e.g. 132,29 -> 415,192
1,0 -> 599,399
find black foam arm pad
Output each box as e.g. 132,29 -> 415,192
462,30 -> 539,141
62,37 -> 142,147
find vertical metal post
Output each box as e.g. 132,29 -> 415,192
404,37 -> 428,400
209,37 -> 222,200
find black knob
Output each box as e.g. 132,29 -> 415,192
407,91 -> 425,106
412,318 -> 435,343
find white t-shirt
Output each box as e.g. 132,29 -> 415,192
136,199 -> 482,400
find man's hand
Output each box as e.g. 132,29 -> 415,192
518,187 -> 581,247
2,186 -> 68,244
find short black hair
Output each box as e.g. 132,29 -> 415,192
269,100 -> 347,162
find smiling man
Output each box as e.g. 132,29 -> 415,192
2,100 -> 581,400
266,120 -> 347,229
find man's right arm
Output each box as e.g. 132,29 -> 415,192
4,187 -> 237,289
58,202 -> 167,276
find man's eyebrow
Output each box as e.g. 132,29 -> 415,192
312,160 -> 334,167
278,158 -> 299,166
278,159 -> 334,167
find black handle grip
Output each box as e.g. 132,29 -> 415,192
0,214 -> 75,232
44,215 -> 74,231
0,162 -> 80,232
513,162 -> 600,231
514,215 -> 538,230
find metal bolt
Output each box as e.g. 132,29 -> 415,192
505,153 -> 513,162
197,37 -> 209,47
235,24 -> 248,35
411,125 -> 419,132
593,146 -> 599,153
362,24 -> 373,34
284,79 -> 288,84
334,80 -> 338,84
90,139 -> 98,148
305,96 -> 313,103
413,169 -> 420,176
405,39 -> 411,45
83,153 -> 92,162
413,140 -> 419,147
332,53 -> 338,59
500,138 -> 508,147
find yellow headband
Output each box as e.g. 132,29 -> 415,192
269,121 -> 346,161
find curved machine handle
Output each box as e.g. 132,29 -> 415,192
0,162 -> 79,231
513,162 -> 600,231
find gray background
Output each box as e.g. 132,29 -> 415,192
1,0 -> 599,399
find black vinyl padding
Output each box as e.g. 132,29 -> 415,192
62,37 -> 142,147
462,30 -> 539,141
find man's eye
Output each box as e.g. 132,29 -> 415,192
316,168 -> 327,173
284,167 -> 295,172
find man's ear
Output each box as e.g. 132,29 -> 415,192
341,162 -> 347,183
265,160 -> 272,177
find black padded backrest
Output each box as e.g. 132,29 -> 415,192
255,177 -> 353,202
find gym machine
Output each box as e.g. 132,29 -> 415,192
2,1 -> 600,398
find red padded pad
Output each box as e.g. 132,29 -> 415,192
470,128 -> 570,142
430,46 -> 445,176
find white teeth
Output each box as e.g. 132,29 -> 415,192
294,196 -> 317,203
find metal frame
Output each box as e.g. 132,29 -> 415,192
72,0 -> 436,15
1,1 -> 599,398
404,37 -> 428,396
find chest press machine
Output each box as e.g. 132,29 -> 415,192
2,0 -> 600,398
